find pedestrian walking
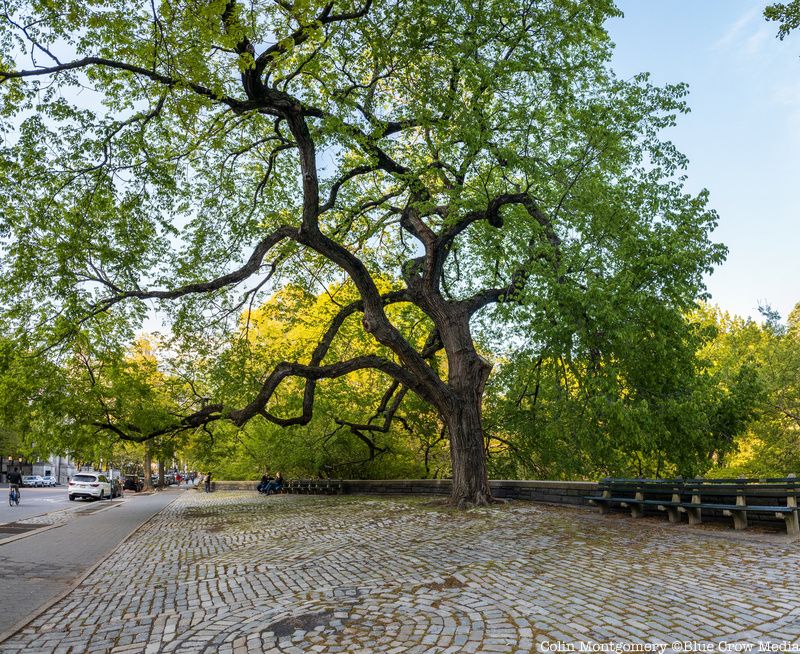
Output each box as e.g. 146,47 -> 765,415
204,471 -> 212,493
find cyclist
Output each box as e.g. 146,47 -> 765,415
8,466 -> 22,505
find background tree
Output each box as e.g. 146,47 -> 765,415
482,302 -> 760,480
0,325 -> 191,474
164,279 -> 446,478
199,281 -> 449,479
0,334 -> 80,463
0,0 -> 724,505
703,303 -> 800,477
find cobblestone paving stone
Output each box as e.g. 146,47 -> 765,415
2,492 -> 799,653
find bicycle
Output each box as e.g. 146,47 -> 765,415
8,486 -> 20,507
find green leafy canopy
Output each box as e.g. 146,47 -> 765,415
0,0 -> 727,490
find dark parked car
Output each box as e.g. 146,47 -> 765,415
123,476 -> 143,492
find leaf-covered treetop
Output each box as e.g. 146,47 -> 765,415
1,0 -> 725,503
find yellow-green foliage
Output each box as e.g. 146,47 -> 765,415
701,302 -> 800,477
196,280 -> 450,479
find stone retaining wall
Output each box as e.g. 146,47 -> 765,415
342,479 -> 597,506
213,478 -> 599,506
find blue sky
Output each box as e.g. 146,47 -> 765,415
607,0 -> 800,322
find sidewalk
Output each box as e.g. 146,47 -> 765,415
1,491 -> 799,653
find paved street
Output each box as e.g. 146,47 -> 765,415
0,485 -> 74,523
1,491 -> 799,653
0,489 -> 179,640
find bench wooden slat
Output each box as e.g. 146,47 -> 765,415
677,503 -> 795,513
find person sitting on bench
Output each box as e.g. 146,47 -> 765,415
257,471 -> 273,494
262,471 -> 284,495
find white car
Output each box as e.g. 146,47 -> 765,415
21,475 -> 44,487
68,472 -> 112,501
41,476 -> 58,486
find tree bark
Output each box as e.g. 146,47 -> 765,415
143,447 -> 153,491
446,394 -> 492,507
439,319 -> 494,507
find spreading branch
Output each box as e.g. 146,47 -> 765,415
94,226 -> 298,308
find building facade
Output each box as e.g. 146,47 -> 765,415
2,454 -> 76,484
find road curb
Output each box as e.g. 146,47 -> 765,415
0,499 -> 125,546
0,492 -> 182,645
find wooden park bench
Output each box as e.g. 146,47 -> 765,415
285,478 -> 344,495
312,479 -> 343,495
586,476 -> 799,538
284,479 -> 309,494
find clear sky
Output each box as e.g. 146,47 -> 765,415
606,0 -> 800,322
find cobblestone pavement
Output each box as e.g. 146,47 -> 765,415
2,492 -> 799,654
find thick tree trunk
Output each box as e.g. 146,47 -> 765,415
443,338 -> 494,507
446,395 -> 492,507
143,447 -> 153,491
